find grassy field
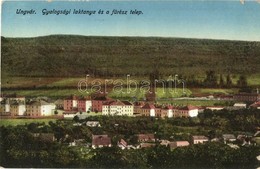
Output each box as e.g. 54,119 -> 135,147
1,89 -> 81,98
157,99 -> 232,106
191,88 -> 238,95
0,75 -> 257,99
0,119 -> 57,126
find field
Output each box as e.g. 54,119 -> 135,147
0,119 -> 57,126
157,99 -> 232,106
2,76 -> 242,99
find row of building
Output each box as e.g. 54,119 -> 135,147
1,92 -> 260,118
63,95 -> 200,118
0,96 -> 56,117
72,132 -> 256,149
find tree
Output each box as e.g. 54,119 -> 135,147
237,75 -> 248,88
204,70 -> 218,87
54,110 -> 58,115
219,74 -> 224,87
226,74 -> 233,88
73,115 -> 80,122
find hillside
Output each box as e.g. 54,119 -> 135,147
1,35 -> 260,78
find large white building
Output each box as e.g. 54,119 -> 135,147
102,100 -> 133,116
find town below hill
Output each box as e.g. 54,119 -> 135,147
0,92 -> 260,168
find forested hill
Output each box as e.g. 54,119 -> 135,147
1,35 -> 260,77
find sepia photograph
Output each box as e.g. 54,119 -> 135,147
1,0 -> 260,168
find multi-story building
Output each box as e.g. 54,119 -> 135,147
92,95 -> 112,112
10,102 -> 26,116
176,105 -> 198,117
0,95 -> 25,115
140,103 -> 156,117
77,96 -> 92,112
234,93 -> 260,102
26,100 -> 56,117
64,95 -> 78,111
102,100 -> 133,116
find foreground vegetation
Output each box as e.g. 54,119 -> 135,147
0,119 -> 57,127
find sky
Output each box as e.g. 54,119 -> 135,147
1,0 -> 260,41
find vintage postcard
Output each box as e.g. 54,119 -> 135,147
1,0 -> 260,168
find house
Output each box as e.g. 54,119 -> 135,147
250,101 -> 260,109
118,139 -> 128,149
169,141 -> 190,149
26,100 -> 56,117
233,103 -> 247,109
191,135 -> 209,144
137,134 -> 155,142
176,105 -> 198,117
234,93 -> 260,102
102,100 -> 133,116
92,134 -> 112,148
64,95 -> 78,111
77,96 -> 92,112
86,121 -> 101,127
222,134 -> 236,143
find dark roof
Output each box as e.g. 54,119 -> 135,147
78,96 -> 91,101
142,103 -> 155,109
121,101 -> 133,105
103,100 -> 133,106
92,135 -> 111,146
179,105 -> 198,110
